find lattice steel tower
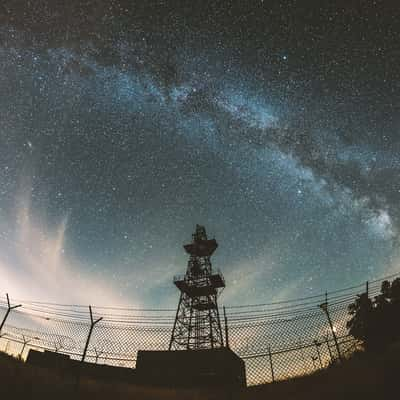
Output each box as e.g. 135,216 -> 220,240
169,225 -> 225,350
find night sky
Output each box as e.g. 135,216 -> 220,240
0,1 -> 399,309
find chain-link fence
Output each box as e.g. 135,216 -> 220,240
0,273 -> 396,386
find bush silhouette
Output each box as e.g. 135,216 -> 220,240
347,278 -> 400,350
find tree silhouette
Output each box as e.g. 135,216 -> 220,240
347,278 -> 400,350
347,292 -> 373,345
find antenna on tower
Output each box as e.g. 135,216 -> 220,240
169,225 -> 225,350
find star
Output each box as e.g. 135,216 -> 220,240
0,0 -> 397,317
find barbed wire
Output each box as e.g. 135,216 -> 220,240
0,271 -> 397,386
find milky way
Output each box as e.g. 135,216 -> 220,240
0,1 -> 399,307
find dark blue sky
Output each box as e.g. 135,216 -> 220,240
0,1 -> 399,308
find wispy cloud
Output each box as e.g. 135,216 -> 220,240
0,183 -> 138,307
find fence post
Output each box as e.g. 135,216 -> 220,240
223,306 -> 230,349
325,334 -> 334,363
319,293 -> 342,362
54,338 -> 62,353
94,347 -> 103,364
313,339 -> 323,368
75,306 -> 102,393
81,305 -> 103,363
19,335 -> 31,359
268,345 -> 275,383
0,294 -> 22,335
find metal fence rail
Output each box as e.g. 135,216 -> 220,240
0,272 -> 397,386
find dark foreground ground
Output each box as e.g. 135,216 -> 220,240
0,343 -> 398,400
244,342 -> 398,400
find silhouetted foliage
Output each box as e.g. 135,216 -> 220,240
347,293 -> 373,343
347,278 -> 400,350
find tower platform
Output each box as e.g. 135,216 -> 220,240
184,238 -> 218,257
173,272 -> 225,298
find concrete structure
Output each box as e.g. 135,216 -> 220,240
136,347 -> 246,388
26,349 -> 135,382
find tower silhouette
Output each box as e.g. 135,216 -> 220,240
169,225 -> 225,350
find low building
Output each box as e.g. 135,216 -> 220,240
26,349 -> 135,383
136,347 -> 246,388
